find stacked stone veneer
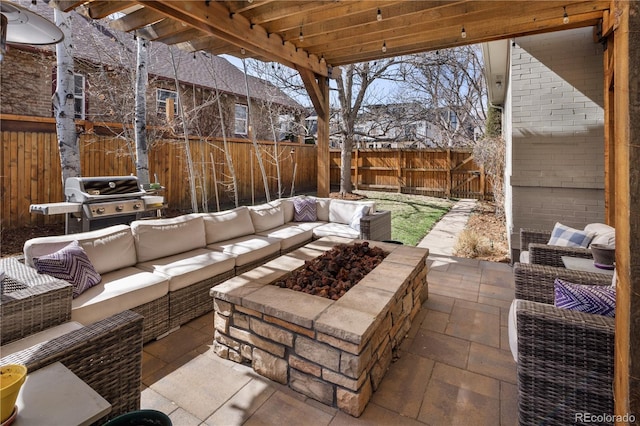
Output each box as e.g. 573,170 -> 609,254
210,237 -> 429,417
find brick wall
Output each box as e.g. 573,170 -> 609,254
508,28 -> 605,252
0,48 -> 55,117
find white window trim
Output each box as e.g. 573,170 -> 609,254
74,73 -> 85,120
156,88 -> 178,115
235,104 -> 248,135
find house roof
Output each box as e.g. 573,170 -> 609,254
18,0 -> 302,110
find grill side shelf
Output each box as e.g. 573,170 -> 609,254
30,202 -> 82,215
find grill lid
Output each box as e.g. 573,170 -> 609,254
65,176 -> 146,202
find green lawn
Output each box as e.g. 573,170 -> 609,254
354,191 -> 454,246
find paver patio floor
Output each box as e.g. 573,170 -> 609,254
140,253 -> 517,426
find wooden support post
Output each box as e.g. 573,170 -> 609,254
354,147 -> 359,191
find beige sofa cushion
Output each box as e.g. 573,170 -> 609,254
256,223 -> 313,251
137,248 -> 235,292
1,321 -> 84,357
329,200 -> 375,225
312,197 -> 332,222
207,235 -> 281,267
585,223 -> 616,246
131,215 -> 206,262
312,222 -> 360,239
278,198 -> 296,223
200,206 -> 255,244
23,224 -> 137,274
248,202 -> 285,232
72,267 -> 169,326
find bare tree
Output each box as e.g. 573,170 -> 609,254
134,37 -> 150,184
53,8 -> 80,187
335,60 -> 399,193
400,46 -> 487,147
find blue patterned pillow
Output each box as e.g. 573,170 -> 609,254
547,222 -> 594,248
33,241 -> 101,298
554,278 -> 615,317
293,197 -> 317,222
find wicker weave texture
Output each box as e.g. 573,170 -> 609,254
169,270 -> 235,329
0,310 -> 144,423
515,300 -> 614,425
130,294 -> 170,343
1,258 -> 73,345
360,210 -> 392,241
514,262 -> 612,305
520,229 -> 593,267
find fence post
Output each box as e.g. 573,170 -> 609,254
354,147 -> 359,191
480,164 -> 486,200
446,148 -> 452,198
396,149 -> 402,193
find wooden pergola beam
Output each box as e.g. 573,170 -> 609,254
136,1 -> 330,77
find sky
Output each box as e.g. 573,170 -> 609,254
221,54 -> 401,109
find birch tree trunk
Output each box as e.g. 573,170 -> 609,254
53,9 -> 80,188
134,37 -> 150,185
242,58 -> 270,202
168,47 -> 198,212
215,88 -> 239,207
268,112 -> 282,198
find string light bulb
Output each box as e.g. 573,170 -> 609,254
382,41 -> 387,53
563,6 -> 569,24
461,26 -> 467,39
240,47 -> 246,55
377,8 -> 382,21
299,27 -> 304,42
320,55 -> 326,64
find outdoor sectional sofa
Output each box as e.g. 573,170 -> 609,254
21,196 -> 391,343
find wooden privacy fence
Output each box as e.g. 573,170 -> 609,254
1,130 -> 317,229
330,148 -> 491,199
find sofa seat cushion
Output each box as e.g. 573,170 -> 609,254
207,235 -> 281,267
131,215 -> 206,262
71,267 -> 169,326
288,221 -> 325,232
24,224 -> 136,274
312,222 -> 360,239
137,248 -> 235,292
1,321 -> 84,357
255,223 -> 313,251
199,206 -> 255,244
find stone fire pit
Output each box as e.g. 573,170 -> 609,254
210,236 -> 429,417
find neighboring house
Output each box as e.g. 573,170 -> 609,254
482,28 -> 605,258
0,2 -> 304,141
304,102 -> 477,149
354,103 -> 477,148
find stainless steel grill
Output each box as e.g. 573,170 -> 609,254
30,176 -> 165,234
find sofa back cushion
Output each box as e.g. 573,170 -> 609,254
131,214 -> 206,262
313,197 -> 332,222
24,224 -> 137,274
278,198 -> 296,223
584,223 -> 616,247
329,200 -> 376,225
200,206 -> 255,244
248,202 -> 285,232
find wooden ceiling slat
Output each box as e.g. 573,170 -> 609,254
49,0 -> 87,13
85,1 -> 135,19
53,0 -> 610,73
137,0 -> 329,76
110,7 -> 166,32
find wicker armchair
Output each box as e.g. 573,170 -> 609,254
513,263 -> 614,425
520,228 -> 593,267
0,310 -> 144,423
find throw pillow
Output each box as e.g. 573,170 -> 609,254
33,241 -> 101,298
547,222 -> 594,248
349,205 -> 369,232
293,197 -> 317,222
554,278 -> 616,317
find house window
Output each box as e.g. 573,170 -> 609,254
234,104 -> 248,135
157,89 -> 178,115
74,74 -> 85,119
449,110 -> 458,130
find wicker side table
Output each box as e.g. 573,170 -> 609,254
0,257 -> 72,345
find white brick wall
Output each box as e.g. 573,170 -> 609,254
507,28 -> 605,252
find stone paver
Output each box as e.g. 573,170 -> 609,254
140,199 -> 518,425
